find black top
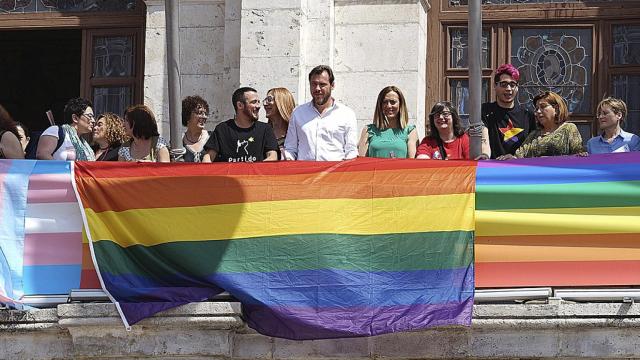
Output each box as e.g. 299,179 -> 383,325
481,101 -> 536,158
183,131 -> 212,163
95,145 -> 120,161
204,119 -> 278,162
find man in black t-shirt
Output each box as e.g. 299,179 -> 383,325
481,64 -> 536,159
203,87 -> 278,162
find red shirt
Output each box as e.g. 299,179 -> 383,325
416,133 -> 470,160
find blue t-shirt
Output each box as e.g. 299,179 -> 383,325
587,129 -> 640,154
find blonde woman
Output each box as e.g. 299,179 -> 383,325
93,113 -> 128,161
587,97 -> 639,154
263,87 -> 295,159
358,86 -> 418,158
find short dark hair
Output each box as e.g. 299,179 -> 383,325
64,97 -> 93,125
232,87 -> 258,112
15,121 -> 29,141
181,95 -> 210,126
308,65 -> 334,84
124,104 -> 160,140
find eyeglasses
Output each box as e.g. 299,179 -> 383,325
193,110 -> 209,118
263,96 -> 275,105
534,103 -> 552,113
435,111 -> 452,118
81,112 -> 95,120
497,81 -> 518,89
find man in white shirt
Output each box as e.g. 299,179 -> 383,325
284,65 -> 358,161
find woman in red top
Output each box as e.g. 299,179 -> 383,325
416,102 -> 469,160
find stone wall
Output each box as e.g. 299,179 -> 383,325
142,0 -> 429,141
3,302 -> 640,359
333,0 -> 429,138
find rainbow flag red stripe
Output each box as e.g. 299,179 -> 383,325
73,159 -> 476,340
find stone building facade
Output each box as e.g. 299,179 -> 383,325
143,0 -> 429,140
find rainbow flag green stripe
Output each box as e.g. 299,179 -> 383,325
477,180 -> 640,210
92,231 -> 474,276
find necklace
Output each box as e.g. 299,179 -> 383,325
185,131 -> 203,143
99,145 -> 109,150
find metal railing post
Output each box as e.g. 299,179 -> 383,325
468,0 -> 483,159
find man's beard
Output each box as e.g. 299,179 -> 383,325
314,92 -> 331,106
243,107 -> 258,121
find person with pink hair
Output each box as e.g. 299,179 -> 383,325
481,64 -> 536,158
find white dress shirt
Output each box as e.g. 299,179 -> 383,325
284,100 -> 358,161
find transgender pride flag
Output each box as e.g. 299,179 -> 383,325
0,160 -> 94,308
0,160 -> 34,307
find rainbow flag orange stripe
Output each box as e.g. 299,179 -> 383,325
73,159 -> 476,340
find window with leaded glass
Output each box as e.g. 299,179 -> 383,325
450,0 -> 624,5
0,0 -> 137,13
511,28 -> 592,114
611,24 -> 640,136
85,29 -> 142,118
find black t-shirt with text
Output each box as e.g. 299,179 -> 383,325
481,102 -> 536,158
204,119 -> 278,162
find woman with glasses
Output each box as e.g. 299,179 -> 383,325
37,97 -> 95,161
92,112 -> 128,161
499,91 -> 583,159
358,86 -> 417,158
263,87 -> 295,159
0,104 -> 24,159
416,102 -> 469,160
118,104 -> 170,162
181,95 -> 211,162
587,97 -> 639,154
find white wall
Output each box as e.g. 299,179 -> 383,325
143,0 -> 428,141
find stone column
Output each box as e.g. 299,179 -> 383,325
143,0 -> 226,135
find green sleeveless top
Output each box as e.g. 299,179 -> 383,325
366,124 -> 416,158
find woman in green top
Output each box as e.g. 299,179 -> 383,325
358,86 -> 418,158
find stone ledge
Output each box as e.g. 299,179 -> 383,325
4,302 -> 640,359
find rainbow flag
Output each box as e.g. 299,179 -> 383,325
73,159 -> 476,340
475,153 -> 640,287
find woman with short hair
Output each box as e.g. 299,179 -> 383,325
93,113 -> 128,161
416,102 -> 469,160
181,95 -> 211,162
358,86 -> 417,158
118,105 -> 170,162
500,91 -> 583,159
36,97 -> 95,161
587,97 -> 639,154
0,104 -> 24,159
263,87 -> 295,159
